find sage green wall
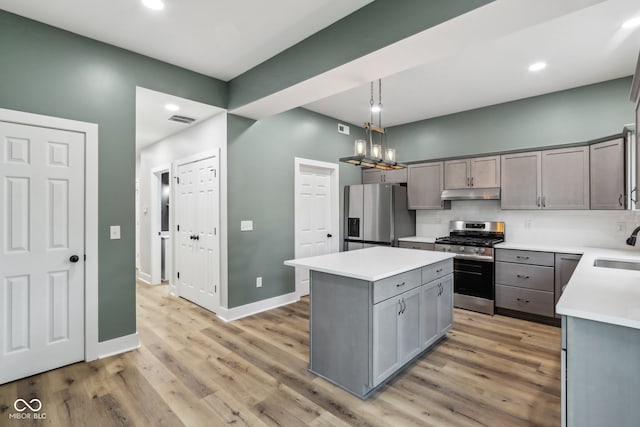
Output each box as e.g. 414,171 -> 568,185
388,77 -> 634,162
227,109 -> 361,308
228,0 -> 492,109
0,11 -> 227,341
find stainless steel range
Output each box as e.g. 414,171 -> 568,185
434,220 -> 505,315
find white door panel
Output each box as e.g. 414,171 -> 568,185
0,121 -> 84,384
176,154 -> 220,312
295,162 -> 338,296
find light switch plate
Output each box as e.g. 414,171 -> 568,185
110,225 -> 121,240
241,220 -> 253,231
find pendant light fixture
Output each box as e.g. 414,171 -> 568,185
341,79 -> 406,170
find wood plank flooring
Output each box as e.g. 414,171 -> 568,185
0,282 -> 561,426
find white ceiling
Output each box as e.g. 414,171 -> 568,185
0,0 -> 372,81
2,0 -> 639,143
304,0 -> 640,127
135,87 -> 224,152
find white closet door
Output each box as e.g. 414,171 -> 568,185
176,154 -> 220,312
0,121 -> 85,384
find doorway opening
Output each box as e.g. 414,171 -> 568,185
150,165 -> 171,285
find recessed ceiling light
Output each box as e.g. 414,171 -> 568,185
528,62 -> 547,72
142,0 -> 164,11
164,103 -> 180,112
622,16 -> 640,29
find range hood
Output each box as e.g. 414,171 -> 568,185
441,188 -> 501,201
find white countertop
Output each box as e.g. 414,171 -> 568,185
495,241 -> 586,254
398,236 -> 437,243
556,247 -> 640,329
284,246 -> 455,282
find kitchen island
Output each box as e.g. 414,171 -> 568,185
284,246 -> 455,399
555,247 -> 640,427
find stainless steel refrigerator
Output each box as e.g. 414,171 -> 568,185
344,183 -> 416,251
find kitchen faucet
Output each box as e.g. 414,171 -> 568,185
626,225 -> 640,246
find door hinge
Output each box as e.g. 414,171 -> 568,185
177,224 -> 180,231
176,177 -> 180,184
214,227 -> 217,235
177,272 -> 180,279
215,285 -> 217,293
84,254 -> 86,261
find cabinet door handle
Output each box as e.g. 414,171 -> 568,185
542,196 -> 546,208
619,194 -> 624,207
537,196 -> 541,207
631,188 -> 637,204
516,298 -> 530,304
516,274 -> 530,279
396,281 -> 406,288
516,255 -> 530,260
470,176 -> 474,187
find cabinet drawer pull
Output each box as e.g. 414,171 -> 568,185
396,282 -> 406,288
435,268 -> 443,273
516,298 -> 530,304
516,255 -> 530,260
516,274 -> 530,279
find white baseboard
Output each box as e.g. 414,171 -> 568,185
217,292 -> 299,322
137,271 -> 151,284
97,332 -> 141,359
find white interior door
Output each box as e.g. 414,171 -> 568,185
0,121 -> 85,384
175,154 -> 220,312
295,159 -> 339,296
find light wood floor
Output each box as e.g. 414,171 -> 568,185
0,282 -> 561,426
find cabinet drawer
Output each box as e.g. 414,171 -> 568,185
398,241 -> 435,251
495,262 -> 554,291
495,249 -> 554,266
373,268 -> 421,304
496,284 -> 554,317
421,260 -> 453,284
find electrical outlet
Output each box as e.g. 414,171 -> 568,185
256,277 -> 262,288
241,220 -> 253,231
338,123 -> 350,135
616,222 -> 627,233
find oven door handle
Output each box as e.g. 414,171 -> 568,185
453,269 -> 483,276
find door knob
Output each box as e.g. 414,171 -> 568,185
69,255 -> 80,263
327,233 -> 333,238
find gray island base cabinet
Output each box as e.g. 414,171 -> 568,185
309,259 -> 453,399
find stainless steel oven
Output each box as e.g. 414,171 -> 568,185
434,220 -> 505,315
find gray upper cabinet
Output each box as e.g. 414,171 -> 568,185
501,151 -> 542,209
407,162 -> 449,210
444,155 -> 500,189
542,146 -> 590,210
362,168 -> 407,184
590,138 -> 625,210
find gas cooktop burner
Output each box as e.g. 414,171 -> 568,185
434,236 -> 504,247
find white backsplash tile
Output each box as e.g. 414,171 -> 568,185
416,201 -> 640,250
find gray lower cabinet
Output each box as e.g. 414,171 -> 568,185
407,162 -> 449,210
421,274 -> 453,349
495,249 -> 555,318
309,259 -> 453,398
563,316 -> 640,427
362,168 -> 407,184
590,138 -> 625,210
554,253 -> 581,318
373,286 -> 422,386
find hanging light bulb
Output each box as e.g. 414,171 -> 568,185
371,144 -> 382,160
354,139 -> 367,156
385,148 -> 396,163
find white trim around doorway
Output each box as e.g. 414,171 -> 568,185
150,164 -> 171,285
